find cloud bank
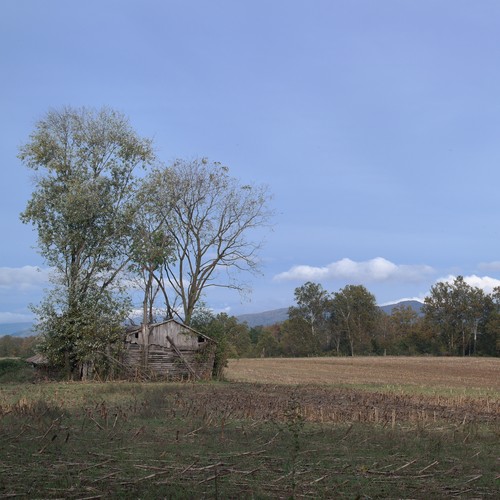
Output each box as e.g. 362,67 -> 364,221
0,266 -> 50,290
438,274 -> 500,295
274,257 -> 434,283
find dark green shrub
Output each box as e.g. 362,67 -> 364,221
0,358 -> 36,383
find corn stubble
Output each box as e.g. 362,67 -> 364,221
0,358 -> 498,498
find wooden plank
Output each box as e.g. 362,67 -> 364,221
166,335 -> 199,380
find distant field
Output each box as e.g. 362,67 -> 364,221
226,356 -> 500,395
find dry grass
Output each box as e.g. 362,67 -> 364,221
226,356 -> 500,395
1,381 -> 499,499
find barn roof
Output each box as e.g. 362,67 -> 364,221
25,353 -> 49,365
126,318 -> 215,343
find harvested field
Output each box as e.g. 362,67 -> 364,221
174,383 -> 500,425
226,356 -> 500,394
1,358 -> 499,498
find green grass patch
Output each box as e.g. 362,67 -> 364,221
1,382 -> 498,498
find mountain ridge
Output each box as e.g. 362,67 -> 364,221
0,322 -> 35,338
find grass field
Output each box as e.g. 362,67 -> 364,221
0,357 -> 498,498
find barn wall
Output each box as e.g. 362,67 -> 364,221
123,342 -> 215,379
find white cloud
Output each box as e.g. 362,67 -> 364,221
438,274 -> 500,294
380,296 -> 426,307
0,266 -> 50,290
274,257 -> 434,283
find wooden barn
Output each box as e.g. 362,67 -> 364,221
123,319 -> 216,380
25,353 -> 62,379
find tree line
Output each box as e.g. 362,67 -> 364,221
211,278 -> 499,359
3,274 -> 498,363
20,106 -> 273,377
0,335 -> 37,359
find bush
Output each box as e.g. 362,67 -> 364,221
0,358 -> 36,383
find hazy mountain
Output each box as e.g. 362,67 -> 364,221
236,300 -> 424,327
0,322 -> 35,337
379,300 -> 424,316
236,308 -> 289,328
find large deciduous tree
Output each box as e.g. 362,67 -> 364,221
289,282 -> 330,337
331,284 -> 379,356
484,287 -> 500,356
287,282 -> 332,352
423,276 -> 488,356
139,158 -> 274,325
20,106 -> 154,378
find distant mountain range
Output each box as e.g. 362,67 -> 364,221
0,322 -> 35,338
236,308 -> 289,328
236,300 -> 424,328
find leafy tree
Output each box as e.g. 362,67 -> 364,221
390,305 -> 420,335
248,325 -> 264,346
380,305 -> 440,355
370,312 -> 393,355
331,285 -> 379,356
483,287 -> 500,356
0,336 -> 19,357
19,336 -> 38,358
191,309 -> 247,378
36,287 -> 130,379
140,158 -> 274,325
387,305 -> 420,353
423,276 -> 488,356
288,281 -> 341,353
0,335 -> 38,358
20,106 -> 154,378
289,282 -> 331,342
255,325 -> 283,357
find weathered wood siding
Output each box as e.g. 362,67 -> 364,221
123,320 -> 216,380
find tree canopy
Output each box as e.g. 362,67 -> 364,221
232,279 -> 499,359
20,106 -> 155,377
331,285 -> 379,356
423,276 -> 490,356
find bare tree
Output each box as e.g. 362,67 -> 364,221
140,158 -> 274,324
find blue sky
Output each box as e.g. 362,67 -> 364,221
2,0 -> 500,323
